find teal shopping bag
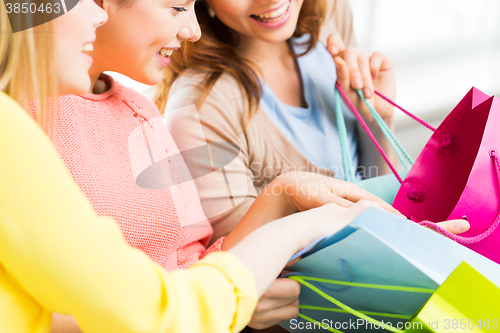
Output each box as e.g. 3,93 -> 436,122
280,207 -> 500,332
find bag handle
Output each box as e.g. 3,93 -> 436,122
334,84 -> 434,184
288,274 -> 435,333
335,84 -> 408,183
418,149 -> 500,244
374,91 -> 436,132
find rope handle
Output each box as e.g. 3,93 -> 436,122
418,149 -> 500,244
334,85 -> 438,184
289,275 -> 434,333
374,91 -> 436,132
335,84 -> 405,183
334,87 -> 357,183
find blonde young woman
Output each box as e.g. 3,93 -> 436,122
0,1 -> 390,332
24,0 -> 405,331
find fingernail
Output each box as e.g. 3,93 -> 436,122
363,87 -> 372,98
457,220 -> 470,233
335,62 -> 340,71
354,78 -> 362,88
330,45 -> 339,54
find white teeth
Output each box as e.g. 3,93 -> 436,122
255,2 -> 289,20
158,47 -> 174,58
82,43 -> 93,52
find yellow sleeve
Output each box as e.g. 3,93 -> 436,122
0,92 -> 257,333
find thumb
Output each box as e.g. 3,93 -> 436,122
434,219 -> 470,235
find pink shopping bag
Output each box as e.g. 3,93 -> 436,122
336,85 -> 500,265
392,87 -> 500,264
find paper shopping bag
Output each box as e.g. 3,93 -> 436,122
280,207 -> 500,333
393,87 -> 500,264
405,262 -> 500,332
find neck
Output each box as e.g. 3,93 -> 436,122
235,35 -> 292,69
89,64 -> 109,95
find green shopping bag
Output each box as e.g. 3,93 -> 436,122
405,262 -> 500,332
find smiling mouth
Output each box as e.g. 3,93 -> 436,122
82,43 -> 93,52
250,1 -> 290,23
157,47 -> 174,58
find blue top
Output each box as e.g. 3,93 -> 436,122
259,37 -> 359,180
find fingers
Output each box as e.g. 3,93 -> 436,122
329,181 -> 402,216
341,49 -> 364,91
327,33 -> 346,56
434,219 -> 470,235
357,55 -> 374,98
260,278 -> 301,302
333,56 -> 350,88
248,300 -> 300,329
249,279 -> 301,330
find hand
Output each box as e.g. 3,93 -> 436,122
333,48 -> 396,121
247,279 -> 300,330
268,171 -> 401,216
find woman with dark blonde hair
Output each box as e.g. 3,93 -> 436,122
0,1 -> 390,332
157,0 -> 398,330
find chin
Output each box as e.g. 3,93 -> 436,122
60,79 -> 91,96
140,70 -> 164,86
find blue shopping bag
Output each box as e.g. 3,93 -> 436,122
280,207 -> 500,332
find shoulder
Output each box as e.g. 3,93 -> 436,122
0,92 -> 30,127
165,69 -> 249,124
320,0 -> 356,47
118,84 -> 162,119
167,69 -> 248,109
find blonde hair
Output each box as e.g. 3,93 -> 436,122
0,0 -> 57,130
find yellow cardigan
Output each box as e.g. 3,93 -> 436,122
0,92 -> 257,333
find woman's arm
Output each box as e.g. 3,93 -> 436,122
0,95 -> 258,333
222,171 -> 398,250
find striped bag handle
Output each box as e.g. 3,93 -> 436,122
334,84 -> 435,184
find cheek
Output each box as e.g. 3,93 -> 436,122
211,0 -> 247,20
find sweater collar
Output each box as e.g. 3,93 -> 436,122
80,74 -> 118,101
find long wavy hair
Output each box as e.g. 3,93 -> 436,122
0,0 -> 57,131
156,0 -> 326,114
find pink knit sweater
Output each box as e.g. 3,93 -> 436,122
32,74 -> 222,270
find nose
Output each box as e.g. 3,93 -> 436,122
177,9 -> 202,43
91,0 -> 108,28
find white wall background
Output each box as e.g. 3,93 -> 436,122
349,0 -> 500,157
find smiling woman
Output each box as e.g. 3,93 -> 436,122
87,0 -> 200,86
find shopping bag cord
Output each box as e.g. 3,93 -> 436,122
419,149 -> 500,244
336,83 -> 404,183
374,90 -> 436,132
288,275 -> 432,333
